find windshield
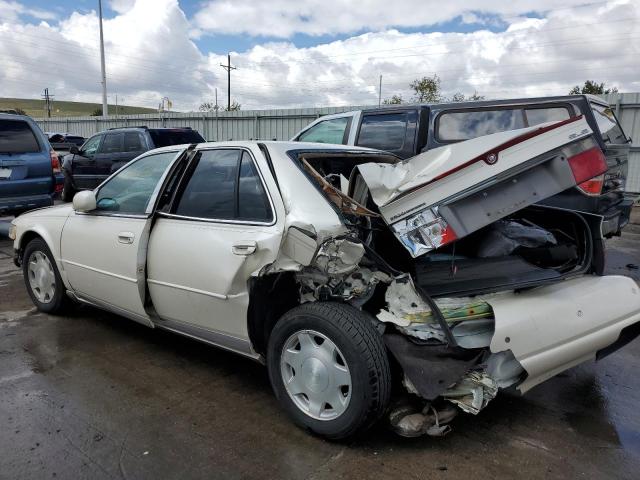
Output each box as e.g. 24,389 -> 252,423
149,129 -> 204,147
590,102 -> 627,145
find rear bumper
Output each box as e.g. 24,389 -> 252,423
488,275 -> 640,392
0,193 -> 54,215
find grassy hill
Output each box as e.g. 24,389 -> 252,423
0,97 -> 157,118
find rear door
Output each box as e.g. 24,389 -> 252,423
0,118 -> 51,197
146,146 -> 283,351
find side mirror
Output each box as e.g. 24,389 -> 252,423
69,145 -> 79,155
72,190 -> 96,213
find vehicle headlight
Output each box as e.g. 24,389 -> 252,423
8,223 -> 17,240
391,207 -> 457,258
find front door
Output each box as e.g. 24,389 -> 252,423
146,147 -> 283,351
60,149 -> 185,325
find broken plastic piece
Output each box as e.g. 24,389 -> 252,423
442,371 -> 499,415
388,403 -> 458,437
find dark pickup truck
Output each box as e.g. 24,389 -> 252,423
292,94 -> 632,237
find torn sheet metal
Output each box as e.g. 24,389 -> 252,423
313,237 -> 365,275
302,158 -> 378,217
384,333 -> 482,400
389,403 -> 458,438
442,371 -> 499,415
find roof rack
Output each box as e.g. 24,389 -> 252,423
107,125 -> 148,130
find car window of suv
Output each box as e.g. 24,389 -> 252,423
94,151 -> 177,215
81,135 -> 101,156
524,107 -> 570,126
590,102 -> 627,144
298,117 -> 350,144
100,133 -> 124,154
437,109 -> 526,142
123,132 -> 145,152
356,112 -> 408,151
0,119 -> 40,153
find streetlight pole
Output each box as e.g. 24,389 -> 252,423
98,0 -> 108,118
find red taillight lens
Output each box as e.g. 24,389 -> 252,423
567,146 -> 607,185
577,174 -> 604,196
50,150 -> 61,174
54,183 -> 63,193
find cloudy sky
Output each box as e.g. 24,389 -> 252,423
0,0 -> 638,111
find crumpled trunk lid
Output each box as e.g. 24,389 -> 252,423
355,116 -> 606,258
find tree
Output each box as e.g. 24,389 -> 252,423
9,107 -> 27,115
382,94 -> 403,105
449,91 -> 485,102
91,107 -> 102,116
199,101 -> 218,112
225,100 -> 241,111
569,80 -> 619,95
410,74 -> 443,102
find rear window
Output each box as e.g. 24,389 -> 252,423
357,113 -> 408,150
436,106 -> 571,142
149,129 -> 204,148
0,119 -> 41,153
590,103 -> 627,144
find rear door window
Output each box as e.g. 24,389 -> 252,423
298,117 -> 351,144
590,102 -> 627,144
100,133 -> 124,154
173,149 -> 273,223
123,132 -> 145,152
0,119 -> 40,153
356,113 -> 408,150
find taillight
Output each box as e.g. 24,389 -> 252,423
391,207 -> 458,257
50,150 -> 61,174
577,174 -> 604,196
567,146 -> 607,185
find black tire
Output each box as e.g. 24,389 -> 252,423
267,302 -> 391,440
61,174 -> 76,202
22,238 -> 69,314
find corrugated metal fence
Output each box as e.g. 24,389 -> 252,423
34,94 -> 640,192
34,105 -> 367,143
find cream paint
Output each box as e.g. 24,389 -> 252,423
357,117 -> 592,218
486,275 -> 640,392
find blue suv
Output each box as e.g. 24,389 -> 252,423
0,113 -> 61,216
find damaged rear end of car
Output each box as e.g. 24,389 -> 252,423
252,116 -> 640,438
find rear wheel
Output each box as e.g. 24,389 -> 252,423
61,174 -> 76,202
22,238 -> 69,314
267,302 -> 391,440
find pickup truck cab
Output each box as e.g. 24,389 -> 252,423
292,95 -> 632,237
0,113 -> 61,216
61,126 -> 204,201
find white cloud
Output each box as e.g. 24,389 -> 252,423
193,0 -> 600,38
0,0 -> 637,112
0,0 -> 56,22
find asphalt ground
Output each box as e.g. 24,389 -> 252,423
1,214 -> 640,479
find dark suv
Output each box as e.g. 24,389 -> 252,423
292,95 -> 633,237
0,113 -> 61,215
61,126 -> 205,201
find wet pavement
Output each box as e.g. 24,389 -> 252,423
1,227 -> 640,479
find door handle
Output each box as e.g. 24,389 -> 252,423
118,232 -> 135,244
232,241 -> 257,255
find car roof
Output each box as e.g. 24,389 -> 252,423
0,112 -> 33,121
144,140 -> 380,155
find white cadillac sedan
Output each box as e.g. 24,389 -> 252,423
10,123 -> 640,439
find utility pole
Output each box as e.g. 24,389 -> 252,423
41,88 -> 54,118
115,94 -> 118,118
378,75 -> 382,108
98,0 -> 108,118
220,53 -> 236,111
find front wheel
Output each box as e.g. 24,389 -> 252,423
267,302 -> 391,440
61,174 -> 76,202
22,238 -> 69,314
